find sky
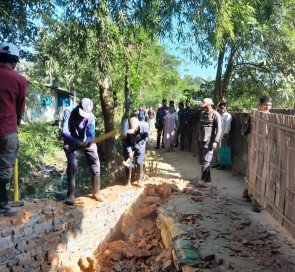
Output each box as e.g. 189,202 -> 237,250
163,40 -> 216,80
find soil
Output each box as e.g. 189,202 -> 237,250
95,132 -> 295,272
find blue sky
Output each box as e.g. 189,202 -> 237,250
163,40 -> 216,80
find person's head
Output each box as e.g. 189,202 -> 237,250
169,105 -> 174,114
0,42 -> 20,69
162,99 -> 167,107
218,102 -> 228,115
201,98 -> 214,112
169,100 -> 174,107
78,98 -> 93,118
259,96 -> 272,112
186,100 -> 191,108
178,101 -> 184,109
139,105 -> 143,110
149,106 -> 153,111
128,117 -> 140,134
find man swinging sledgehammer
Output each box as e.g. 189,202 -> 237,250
123,117 -> 149,187
62,98 -> 104,205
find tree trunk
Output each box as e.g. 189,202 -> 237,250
124,55 -> 132,119
220,45 -> 236,102
99,76 -> 116,170
214,49 -> 225,106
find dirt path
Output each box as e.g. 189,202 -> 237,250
96,132 -> 295,272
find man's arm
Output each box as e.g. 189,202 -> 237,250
16,79 -> 27,125
62,109 -> 80,146
214,112 -> 222,143
224,114 -> 232,135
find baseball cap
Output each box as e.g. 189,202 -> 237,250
78,98 -> 93,118
127,117 -> 140,134
0,42 -> 19,57
201,98 -> 214,107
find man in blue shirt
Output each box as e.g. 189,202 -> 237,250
62,98 -> 103,205
180,100 -> 195,151
138,105 -> 147,122
155,99 -> 169,149
123,117 -> 149,187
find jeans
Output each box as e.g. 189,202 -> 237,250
0,132 -> 19,179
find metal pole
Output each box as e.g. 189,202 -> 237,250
14,158 -> 19,201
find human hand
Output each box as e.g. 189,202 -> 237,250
75,141 -> 91,150
212,142 -> 218,149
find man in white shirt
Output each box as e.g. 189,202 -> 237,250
212,102 -> 232,170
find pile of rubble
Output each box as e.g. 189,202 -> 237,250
94,181 -> 183,272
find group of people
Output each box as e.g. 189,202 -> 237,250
0,41 -> 274,217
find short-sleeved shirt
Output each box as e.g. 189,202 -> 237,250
0,64 -> 27,137
138,109 -> 146,121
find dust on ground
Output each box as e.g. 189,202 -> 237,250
95,132 -> 295,272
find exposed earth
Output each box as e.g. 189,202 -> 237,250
93,133 -> 295,272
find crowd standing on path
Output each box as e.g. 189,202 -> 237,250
0,40 -> 278,219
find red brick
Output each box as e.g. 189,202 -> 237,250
47,230 -> 63,241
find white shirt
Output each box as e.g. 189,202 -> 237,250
220,111 -> 232,139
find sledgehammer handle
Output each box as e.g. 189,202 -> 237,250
66,128 -> 121,154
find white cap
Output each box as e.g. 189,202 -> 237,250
127,117 -> 139,134
201,98 -> 214,107
0,42 -> 19,57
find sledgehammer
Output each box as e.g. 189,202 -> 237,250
122,152 -> 134,167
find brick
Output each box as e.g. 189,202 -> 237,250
24,226 -> 33,236
0,264 -> 10,272
17,240 -> 26,252
18,252 -> 33,267
3,249 -> 22,262
0,242 -> 14,258
11,265 -> 24,272
47,230 -> 63,241
1,227 -> 15,237
0,220 -> 12,230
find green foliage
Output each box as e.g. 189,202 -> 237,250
18,123 -> 62,181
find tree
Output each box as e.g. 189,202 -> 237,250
0,0 -> 52,51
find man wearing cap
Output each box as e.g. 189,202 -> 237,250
62,98 -> 103,205
0,42 -> 27,216
196,98 -> 221,185
123,117 -> 149,187
155,99 -> 169,149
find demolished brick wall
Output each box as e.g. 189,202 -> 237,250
0,186 -> 143,272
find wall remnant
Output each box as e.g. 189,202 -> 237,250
0,186 -> 143,272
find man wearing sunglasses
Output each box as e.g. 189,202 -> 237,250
196,98 -> 221,185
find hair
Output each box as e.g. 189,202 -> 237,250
186,100 -> 190,104
218,102 -> 228,108
179,101 -> 184,107
139,104 -> 143,107
0,53 -> 19,64
259,96 -> 272,104
162,99 -> 167,103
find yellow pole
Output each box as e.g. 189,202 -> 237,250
13,158 -> 19,201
